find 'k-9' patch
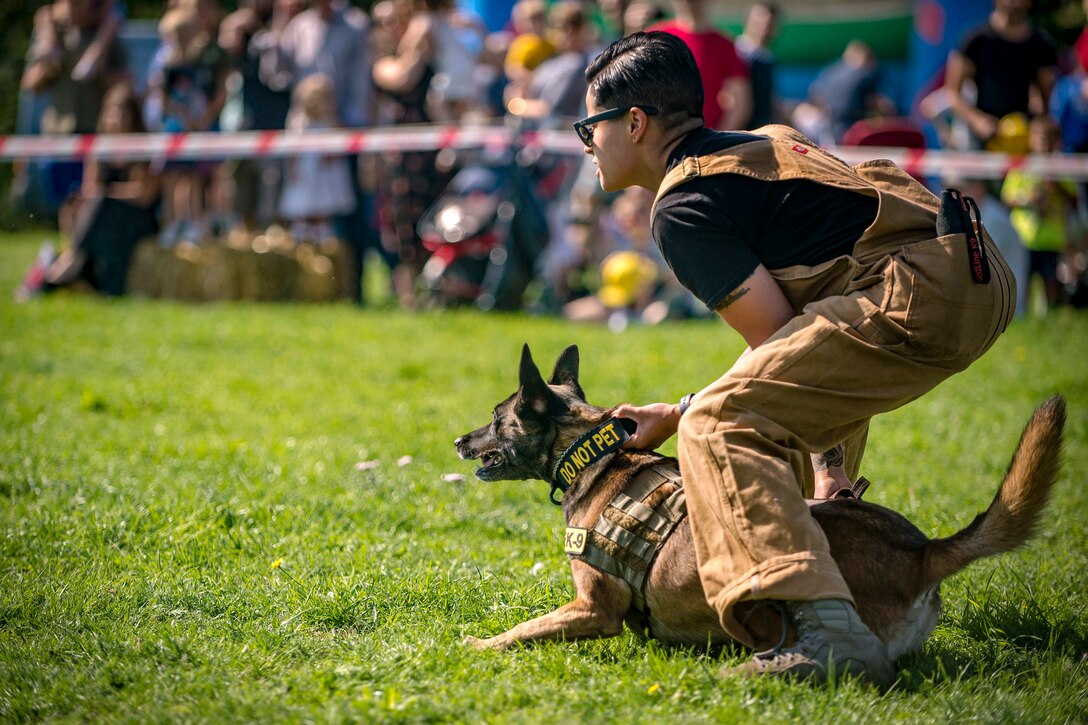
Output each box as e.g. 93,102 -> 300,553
564,527 -> 588,555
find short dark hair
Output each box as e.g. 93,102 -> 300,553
585,31 -> 704,132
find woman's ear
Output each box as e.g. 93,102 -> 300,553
629,107 -> 650,143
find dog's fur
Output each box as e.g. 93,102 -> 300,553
455,345 -> 1066,658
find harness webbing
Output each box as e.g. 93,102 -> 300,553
565,464 -> 686,615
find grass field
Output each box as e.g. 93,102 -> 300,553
1,232 -> 1087,723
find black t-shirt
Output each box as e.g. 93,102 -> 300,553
652,128 -> 878,311
959,24 -> 1057,119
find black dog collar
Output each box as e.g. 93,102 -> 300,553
548,417 -> 634,504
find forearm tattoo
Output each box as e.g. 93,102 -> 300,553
717,286 -> 750,310
811,443 -> 845,473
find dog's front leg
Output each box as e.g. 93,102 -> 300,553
465,561 -> 630,650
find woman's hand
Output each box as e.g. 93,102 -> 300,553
613,402 -> 682,451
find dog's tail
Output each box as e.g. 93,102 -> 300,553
921,396 -> 1066,587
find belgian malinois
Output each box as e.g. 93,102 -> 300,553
455,345 -> 1065,660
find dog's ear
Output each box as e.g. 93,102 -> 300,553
518,344 -> 563,416
548,344 -> 585,400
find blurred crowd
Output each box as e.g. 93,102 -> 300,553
14,0 -> 1088,318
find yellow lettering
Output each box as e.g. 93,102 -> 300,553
600,423 -> 617,445
561,462 -> 575,484
592,433 -> 605,450
564,527 -> 588,554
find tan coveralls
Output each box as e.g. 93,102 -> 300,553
655,126 -> 1016,648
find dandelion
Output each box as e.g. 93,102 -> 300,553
647,683 -> 661,695
270,557 -> 305,592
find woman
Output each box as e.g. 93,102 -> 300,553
29,83 -> 160,297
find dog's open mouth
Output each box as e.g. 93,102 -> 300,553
476,451 -> 505,477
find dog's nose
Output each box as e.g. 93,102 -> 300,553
454,436 -> 464,447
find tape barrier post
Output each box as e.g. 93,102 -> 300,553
3,124 -> 1088,180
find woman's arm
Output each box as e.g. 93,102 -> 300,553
373,13 -> 432,94
715,264 -> 796,349
944,51 -> 997,142
618,266 -> 796,450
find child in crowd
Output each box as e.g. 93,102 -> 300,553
279,74 -> 357,242
502,0 -> 554,98
563,187 -> 703,326
954,176 -> 1028,317
1001,115 -> 1080,313
146,4 -> 228,246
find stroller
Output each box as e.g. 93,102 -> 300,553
416,140 -> 552,311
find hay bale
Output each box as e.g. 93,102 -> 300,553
123,228 -> 352,302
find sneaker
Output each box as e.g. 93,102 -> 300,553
724,599 -> 896,688
311,221 -> 335,242
181,220 -> 209,245
288,221 -> 313,243
15,241 -> 56,302
158,221 -> 183,248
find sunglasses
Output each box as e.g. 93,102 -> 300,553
573,105 -> 659,148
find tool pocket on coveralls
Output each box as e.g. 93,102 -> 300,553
881,234 -> 999,360
850,254 -> 914,349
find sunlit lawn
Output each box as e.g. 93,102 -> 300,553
1,233 -> 1086,722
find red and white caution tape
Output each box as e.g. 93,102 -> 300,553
4,123 -> 1088,181
0,124 -> 516,163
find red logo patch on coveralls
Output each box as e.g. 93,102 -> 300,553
792,145 -> 808,154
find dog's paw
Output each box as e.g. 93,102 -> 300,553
462,635 -> 487,650
462,634 -> 503,651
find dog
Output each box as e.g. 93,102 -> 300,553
455,344 -> 1065,659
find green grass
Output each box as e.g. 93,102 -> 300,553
2,232 -> 1087,723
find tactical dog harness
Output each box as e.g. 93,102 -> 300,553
551,418 -> 872,629
563,464 -> 687,617
551,419 -> 688,619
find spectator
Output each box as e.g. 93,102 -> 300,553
563,186 -> 702,326
508,1 -> 593,121
280,0 -> 372,129
509,2 -> 596,310
181,0 -> 224,38
735,1 -> 779,130
21,0 -> 129,212
794,40 -> 896,145
1051,34 -> 1088,154
1001,116 -> 1078,312
595,0 -> 629,43
281,0 -> 376,303
411,0 -> 488,121
16,83 -> 159,301
146,5 -> 230,246
650,0 -> 751,130
279,74 -> 357,243
622,2 -> 666,37
502,0 -> 555,100
218,0 -> 300,231
944,0 -> 1058,150
372,0 -> 453,308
